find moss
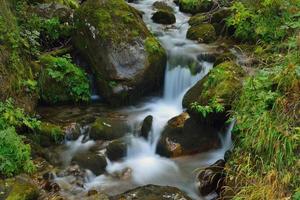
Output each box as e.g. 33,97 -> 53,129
186,23 -> 217,43
179,0 -> 214,14
0,0 -> 38,112
188,13 -> 207,26
74,0 -> 148,44
1,178 -> 39,200
153,1 -> 174,12
37,122 -> 64,144
183,61 -> 245,109
38,55 -> 91,104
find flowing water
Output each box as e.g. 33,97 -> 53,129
54,0 -> 233,199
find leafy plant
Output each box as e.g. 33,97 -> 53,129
0,99 -> 41,130
227,0 -> 300,42
191,97 -> 225,117
39,54 -> 91,103
0,127 -> 35,177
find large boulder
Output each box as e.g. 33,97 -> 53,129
186,23 -> 217,43
179,0 -> 214,14
157,112 -> 221,157
182,61 -> 245,128
89,117 -> 130,140
73,0 -> 167,106
112,184 -> 192,200
197,159 -> 225,196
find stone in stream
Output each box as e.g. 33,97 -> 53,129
152,2 -> 176,25
89,117 -> 130,141
152,10 -> 176,25
179,0 -> 215,14
73,0 -> 167,106
71,151 -> 107,175
186,23 -> 217,43
157,112 -> 221,157
182,61 -> 245,129
140,115 -> 153,139
197,159 -> 226,196
112,184 -> 192,200
106,139 -> 127,161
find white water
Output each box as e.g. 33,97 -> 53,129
55,0 -> 233,199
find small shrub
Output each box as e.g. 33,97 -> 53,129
39,54 -> 91,103
0,127 -> 35,177
0,99 -> 40,130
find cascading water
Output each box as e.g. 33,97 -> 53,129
55,0 -> 234,199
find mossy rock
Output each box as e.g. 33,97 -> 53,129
36,122 -> 64,146
179,0 -> 214,14
182,61 -> 245,126
0,2 -> 38,113
152,10 -> 176,25
186,23 -> 217,43
90,117 -> 130,140
0,177 -> 39,200
73,0 -> 167,106
188,13 -> 208,26
153,1 -> 174,12
30,0 -> 79,9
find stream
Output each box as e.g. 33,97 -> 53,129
46,0 -> 234,199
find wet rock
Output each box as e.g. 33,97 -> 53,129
110,167 -> 132,180
197,159 -> 225,196
90,117 -> 130,140
157,112 -> 221,157
141,115 -> 153,139
72,151 -> 107,175
106,139 -> 127,161
211,8 -> 231,24
186,23 -> 217,43
182,61 -> 245,128
0,176 -> 39,200
152,10 -> 176,25
112,184 -> 192,200
43,181 -> 60,192
73,0 -> 167,106
64,122 -> 81,140
179,0 -> 214,14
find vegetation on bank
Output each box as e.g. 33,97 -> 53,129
0,0 -> 90,177
222,0 -> 300,199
